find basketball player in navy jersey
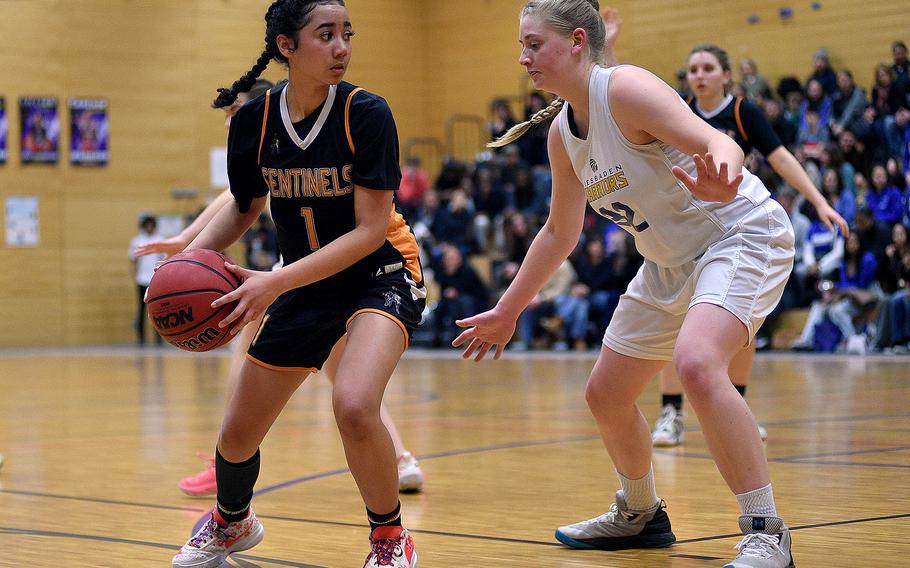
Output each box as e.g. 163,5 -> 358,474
455,1 -> 796,566
137,78 -> 425,498
650,43 -> 849,447
170,2 -> 423,567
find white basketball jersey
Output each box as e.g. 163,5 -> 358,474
558,65 -> 771,267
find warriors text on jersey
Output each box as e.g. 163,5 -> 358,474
227,81 -> 421,290
558,65 -> 778,267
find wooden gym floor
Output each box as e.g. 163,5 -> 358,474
1,347 -> 908,567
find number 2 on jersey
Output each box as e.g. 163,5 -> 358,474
300,207 -> 320,250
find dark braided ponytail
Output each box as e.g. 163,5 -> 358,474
212,0 -> 346,108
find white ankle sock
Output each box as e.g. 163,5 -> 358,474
616,465 -> 659,511
736,483 -> 778,517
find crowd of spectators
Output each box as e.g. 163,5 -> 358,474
250,41 -> 910,354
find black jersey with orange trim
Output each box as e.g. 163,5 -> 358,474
227,81 -> 422,289
687,95 -> 782,157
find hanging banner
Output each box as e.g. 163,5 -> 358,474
20,97 -> 59,164
0,97 -> 7,165
70,97 -> 109,166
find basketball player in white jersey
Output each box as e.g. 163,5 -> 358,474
453,1 -> 795,566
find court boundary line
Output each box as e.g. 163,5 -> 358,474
0,526 -> 326,567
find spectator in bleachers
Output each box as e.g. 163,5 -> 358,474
518,92 -> 551,167
838,129 -> 872,174
738,58 -> 772,102
809,48 -> 838,94
819,145 -> 857,195
885,106 -> 910,160
571,236 -> 614,335
821,168 -> 856,227
432,244 -> 489,347
434,159 -> 468,198
800,79 -> 833,133
797,110 -> 829,159
831,70 -> 868,137
891,41 -> 909,92
471,165 -> 510,253
397,157 -> 429,221
762,98 -> 797,149
855,205 -> 894,284
796,196 -> 844,296
868,163 -> 904,225
489,98 -> 517,154
430,189 -> 478,255
793,232 -> 879,353
887,247 -> 910,350
872,64 -> 903,117
784,90 -> 804,132
515,259 -> 575,351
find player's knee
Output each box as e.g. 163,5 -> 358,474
218,426 -> 259,461
333,396 -> 380,440
674,351 -> 722,398
584,376 -> 620,415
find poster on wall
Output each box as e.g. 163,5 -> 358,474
20,97 -> 59,164
0,97 -> 7,165
70,98 -> 109,166
5,196 -> 40,247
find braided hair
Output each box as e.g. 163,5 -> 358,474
212,0 -> 346,108
488,98 -> 564,148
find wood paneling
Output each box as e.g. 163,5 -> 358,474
0,0 -> 906,346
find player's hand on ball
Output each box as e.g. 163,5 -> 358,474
211,263 -> 281,336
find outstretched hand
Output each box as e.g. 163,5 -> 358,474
601,6 -> 622,48
211,263 -> 283,336
452,306 -> 517,362
134,235 -> 190,259
671,153 -> 742,202
815,202 -> 850,237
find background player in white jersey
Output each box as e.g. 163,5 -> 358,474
136,79 -> 425,497
454,1 -> 796,566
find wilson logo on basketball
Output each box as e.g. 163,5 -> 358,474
174,327 -> 222,351
153,308 -> 195,330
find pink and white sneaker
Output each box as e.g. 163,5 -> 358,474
364,525 -> 417,567
178,453 -> 217,497
172,510 -> 264,568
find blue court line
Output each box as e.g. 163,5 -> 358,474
0,527 -> 326,567
253,435 -> 599,497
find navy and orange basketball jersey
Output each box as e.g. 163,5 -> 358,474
686,94 -> 782,157
226,81 -> 422,290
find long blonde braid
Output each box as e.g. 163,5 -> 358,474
488,97 -> 564,148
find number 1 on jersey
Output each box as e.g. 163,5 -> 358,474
300,207 -> 320,250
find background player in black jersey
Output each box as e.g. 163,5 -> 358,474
650,43 -> 850,447
171,2 -> 423,567
137,78 -> 425,499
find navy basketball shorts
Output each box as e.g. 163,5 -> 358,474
246,266 -> 426,373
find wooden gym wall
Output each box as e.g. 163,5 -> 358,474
0,0 -> 905,346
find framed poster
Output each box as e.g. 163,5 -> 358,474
0,97 -> 7,165
70,98 -> 109,166
20,97 -> 59,164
